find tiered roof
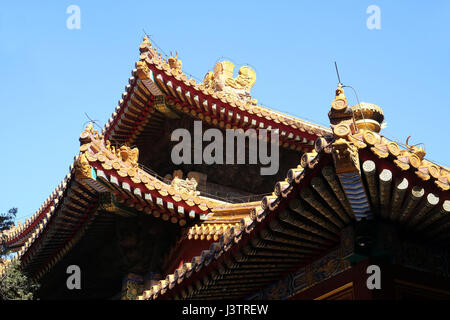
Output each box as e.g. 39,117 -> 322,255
0,125 -> 238,280
1,39 -> 449,300
137,86 -> 450,300
103,37 -> 330,151
0,38 -> 332,281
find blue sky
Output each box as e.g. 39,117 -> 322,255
1,1 -> 449,223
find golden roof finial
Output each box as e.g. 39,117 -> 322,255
406,136 -> 426,160
328,84 -> 354,137
79,122 -> 94,146
140,35 -> 154,56
85,122 -> 94,134
350,102 -> 384,133
332,83 -> 348,111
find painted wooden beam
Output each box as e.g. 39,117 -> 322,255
408,193 -> 440,228
362,160 -> 378,210
418,200 -> 450,232
321,166 -> 354,220
337,171 -> 372,220
390,177 -> 409,221
300,188 -> 344,229
379,169 -> 393,219
398,186 -> 424,224
311,176 -> 350,224
288,198 -> 339,234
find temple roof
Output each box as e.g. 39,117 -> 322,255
138,86 -> 450,300
102,37 -> 331,151
1,41 -> 449,297
0,124 -> 243,280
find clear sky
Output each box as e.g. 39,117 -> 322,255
1,1 -> 449,223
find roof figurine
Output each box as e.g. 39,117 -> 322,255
2,39 -> 450,300
168,51 -> 183,75
405,136 -> 426,160
203,61 -> 258,105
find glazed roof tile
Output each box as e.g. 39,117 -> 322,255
103,38 -> 331,149
139,122 -> 450,300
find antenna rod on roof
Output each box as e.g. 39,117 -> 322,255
334,61 -> 342,86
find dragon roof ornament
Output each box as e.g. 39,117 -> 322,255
203,61 -> 258,106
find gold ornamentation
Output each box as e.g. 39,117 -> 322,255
203,71 -> 215,90
363,130 -> 380,146
406,136 -> 426,160
127,167 -> 137,178
105,140 -> 111,152
97,153 -> 107,163
74,153 -> 92,180
85,152 -> 97,162
348,134 -> 367,149
350,102 -> 384,133
387,141 -> 401,156
333,123 -> 351,138
140,36 -> 159,60
86,123 -> 94,134
332,138 -> 360,174
203,61 -> 257,105
328,84 -> 354,133
371,144 -> 389,158
409,153 -> 422,169
168,52 -> 183,75
435,176 -> 450,191
80,123 -> 94,145
394,159 -> 410,171
118,145 -> 139,167
140,174 -> 150,184
428,163 -> 441,179
136,60 -> 150,80
112,160 -> 121,170
118,168 -> 128,178
171,177 -> 199,196
416,167 -> 430,180
225,66 -> 256,91
331,84 -> 348,111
